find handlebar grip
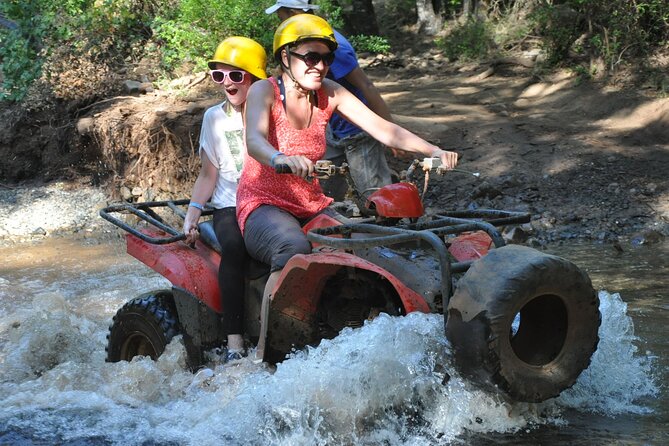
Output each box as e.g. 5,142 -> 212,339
274,163 -> 292,174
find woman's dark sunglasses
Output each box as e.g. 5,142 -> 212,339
210,70 -> 246,84
289,51 -> 335,67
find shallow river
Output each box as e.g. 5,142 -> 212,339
0,236 -> 666,445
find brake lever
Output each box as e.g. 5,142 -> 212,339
420,157 -> 480,177
311,160 -> 349,180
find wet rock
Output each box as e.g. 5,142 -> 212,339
606,182 -> 621,194
139,82 -> 154,94
532,215 -> 555,230
526,237 -> 543,248
120,186 -> 133,201
503,226 -> 529,244
123,80 -> 142,94
631,229 -> 664,246
643,183 -> 658,195
76,117 -> 95,135
470,181 -> 501,200
31,227 -> 47,236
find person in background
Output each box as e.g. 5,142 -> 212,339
182,36 -> 267,363
265,0 -> 396,203
238,15 -> 458,359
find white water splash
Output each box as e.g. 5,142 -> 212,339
557,290 -> 658,414
0,288 -> 659,445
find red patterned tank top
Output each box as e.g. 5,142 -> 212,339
236,76 -> 334,233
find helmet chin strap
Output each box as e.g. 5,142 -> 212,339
281,49 -> 311,95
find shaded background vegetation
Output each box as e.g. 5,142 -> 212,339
1,0 -> 667,104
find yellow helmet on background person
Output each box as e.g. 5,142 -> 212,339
273,14 -> 338,59
208,36 -> 267,80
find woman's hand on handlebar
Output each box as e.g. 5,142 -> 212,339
273,154 -> 314,179
183,209 -> 201,245
431,148 -> 459,169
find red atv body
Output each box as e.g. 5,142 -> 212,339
101,162 -> 600,403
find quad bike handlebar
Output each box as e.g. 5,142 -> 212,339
100,199 -> 208,244
274,159 -> 349,180
101,158 -> 530,252
274,157 -> 478,181
406,157 -> 480,180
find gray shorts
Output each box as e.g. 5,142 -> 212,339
244,205 -> 337,272
325,126 -> 393,197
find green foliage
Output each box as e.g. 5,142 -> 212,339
348,35 -> 391,54
530,3 -> 581,64
437,19 -> 493,61
530,0 -> 669,68
0,0 -> 159,101
2,0 -> 668,102
0,0 -> 278,102
315,0 -> 345,30
152,0 -> 276,72
0,31 -> 42,101
0,0 -> 60,100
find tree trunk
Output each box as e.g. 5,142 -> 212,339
462,0 -> 480,18
416,0 -> 444,35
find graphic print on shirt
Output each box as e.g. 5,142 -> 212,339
225,128 -> 244,175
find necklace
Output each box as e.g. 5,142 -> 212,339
280,74 -> 314,129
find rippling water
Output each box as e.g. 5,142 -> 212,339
0,237 -> 665,445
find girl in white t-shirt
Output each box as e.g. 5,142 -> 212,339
183,37 -> 267,362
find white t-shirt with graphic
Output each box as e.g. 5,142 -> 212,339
199,100 -> 245,209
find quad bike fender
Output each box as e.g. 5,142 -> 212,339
366,183 -> 424,218
302,212 -> 342,248
271,251 -> 431,321
302,212 -> 342,233
126,231 -> 222,312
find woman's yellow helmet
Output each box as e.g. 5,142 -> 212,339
273,14 -> 338,59
208,36 -> 268,80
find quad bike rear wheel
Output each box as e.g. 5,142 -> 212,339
106,291 -> 180,362
446,245 -> 600,402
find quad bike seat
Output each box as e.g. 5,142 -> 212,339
198,220 -> 270,279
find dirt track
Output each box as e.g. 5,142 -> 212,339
375,59 -> 668,245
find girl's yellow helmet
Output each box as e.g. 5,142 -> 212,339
273,14 -> 338,58
208,36 -> 268,80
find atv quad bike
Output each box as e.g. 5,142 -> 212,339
100,158 -> 600,403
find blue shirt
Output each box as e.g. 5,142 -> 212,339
327,30 -> 366,139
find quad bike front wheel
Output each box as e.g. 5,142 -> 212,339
106,291 -> 180,362
446,245 -> 601,403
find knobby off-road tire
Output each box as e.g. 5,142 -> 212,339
106,291 -> 180,362
446,245 -> 600,402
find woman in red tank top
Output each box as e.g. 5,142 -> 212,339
239,17 -> 459,357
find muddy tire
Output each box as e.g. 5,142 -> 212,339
106,291 -> 180,362
317,274 -> 402,338
446,245 -> 600,402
